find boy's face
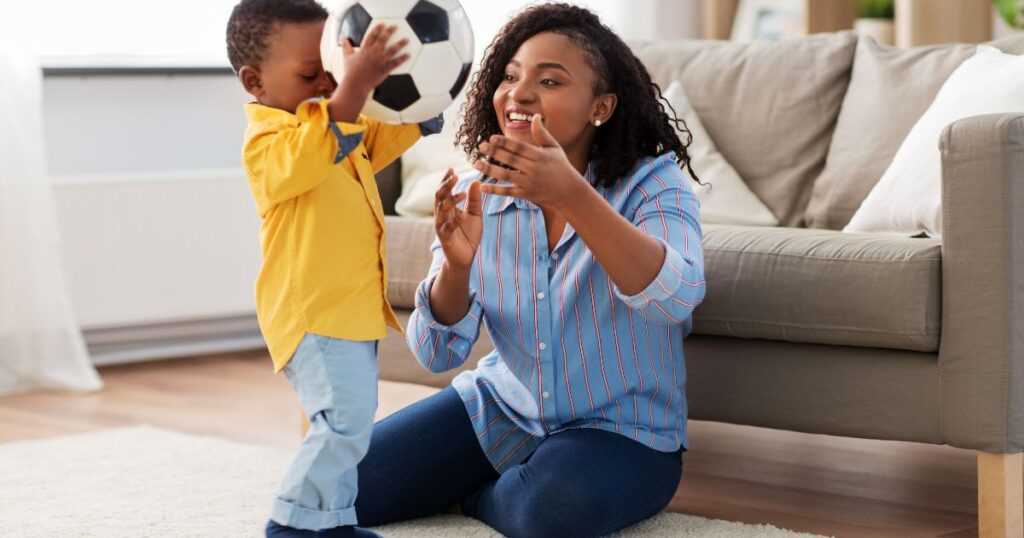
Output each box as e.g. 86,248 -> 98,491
240,20 -> 336,113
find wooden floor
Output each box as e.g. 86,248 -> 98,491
0,349 -> 983,537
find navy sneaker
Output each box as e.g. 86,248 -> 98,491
265,520 -> 318,538
317,526 -> 382,538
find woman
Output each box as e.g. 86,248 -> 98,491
356,4 -> 705,536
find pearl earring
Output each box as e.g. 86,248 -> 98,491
594,119 -> 602,127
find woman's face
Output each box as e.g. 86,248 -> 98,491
492,32 -> 610,162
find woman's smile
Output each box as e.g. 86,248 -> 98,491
504,106 -> 537,130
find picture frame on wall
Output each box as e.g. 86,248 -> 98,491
731,0 -> 805,41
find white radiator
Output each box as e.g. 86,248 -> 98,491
51,169 -> 265,365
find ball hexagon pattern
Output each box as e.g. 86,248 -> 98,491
322,0 -> 474,124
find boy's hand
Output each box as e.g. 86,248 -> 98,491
435,170 -> 482,270
329,24 -> 410,123
341,24 -> 411,95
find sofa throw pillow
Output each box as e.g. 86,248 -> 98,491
394,149 -> 474,218
662,82 -> 778,226
630,32 -> 857,226
394,97 -> 474,218
844,46 -> 1024,237
803,37 -> 976,229
805,35 -> 1024,230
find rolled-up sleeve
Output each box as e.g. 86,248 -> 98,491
406,231 -> 484,373
360,113 -> 443,174
417,114 -> 444,136
612,165 -> 706,325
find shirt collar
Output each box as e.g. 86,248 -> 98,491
244,97 -> 346,128
244,101 -> 298,126
483,188 -> 529,215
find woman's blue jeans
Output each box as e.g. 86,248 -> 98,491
355,386 -> 683,538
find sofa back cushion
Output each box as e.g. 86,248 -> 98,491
631,32 -> 857,226
804,35 -> 1024,230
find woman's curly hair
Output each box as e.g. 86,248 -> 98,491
456,3 -> 699,188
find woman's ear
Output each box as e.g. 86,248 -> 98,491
592,93 -> 618,126
239,65 -> 264,99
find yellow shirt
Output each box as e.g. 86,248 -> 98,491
242,99 -> 421,371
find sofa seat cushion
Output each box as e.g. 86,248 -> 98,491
695,225 -> 941,352
385,217 -> 942,352
385,216 -> 436,310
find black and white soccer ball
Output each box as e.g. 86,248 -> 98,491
321,0 -> 474,124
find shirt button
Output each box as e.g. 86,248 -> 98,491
537,292 -> 545,300
539,343 -> 547,350
543,391 -> 551,399
552,252 -> 559,260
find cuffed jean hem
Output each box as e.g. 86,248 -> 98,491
271,497 -> 358,530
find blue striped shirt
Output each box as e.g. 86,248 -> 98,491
407,152 -> 705,472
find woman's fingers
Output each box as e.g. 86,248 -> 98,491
434,171 -> 457,203
479,134 -> 537,164
438,220 -> 456,238
435,169 -> 477,241
530,113 -> 560,148
434,173 -> 457,232
473,160 -> 519,183
466,181 -> 483,216
488,135 -> 540,160
478,141 -> 532,173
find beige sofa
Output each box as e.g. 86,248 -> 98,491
375,32 -> 1024,530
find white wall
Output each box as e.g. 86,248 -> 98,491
44,75 -> 249,176
42,0 -> 701,176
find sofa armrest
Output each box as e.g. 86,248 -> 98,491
939,113 -> 1024,452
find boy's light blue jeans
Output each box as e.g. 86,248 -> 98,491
271,333 -> 378,531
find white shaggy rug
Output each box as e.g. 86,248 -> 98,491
0,426 -> 826,537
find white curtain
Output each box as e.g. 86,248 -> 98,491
0,28 -> 103,396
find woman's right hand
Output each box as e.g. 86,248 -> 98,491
435,169 -> 482,269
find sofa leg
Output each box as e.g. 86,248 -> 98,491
978,451 -> 1023,538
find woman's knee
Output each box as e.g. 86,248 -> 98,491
495,437 -> 682,537
509,479 -> 676,538
500,472 -> 611,538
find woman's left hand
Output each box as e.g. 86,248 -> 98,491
474,114 -> 589,209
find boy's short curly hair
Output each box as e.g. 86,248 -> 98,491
226,0 -> 328,73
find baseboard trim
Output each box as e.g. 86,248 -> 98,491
84,315 -> 265,366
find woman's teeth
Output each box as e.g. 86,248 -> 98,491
509,112 -> 531,122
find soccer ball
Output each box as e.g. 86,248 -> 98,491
321,0 -> 474,124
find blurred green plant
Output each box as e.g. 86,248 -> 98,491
855,0 -> 894,19
993,0 -> 1024,29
